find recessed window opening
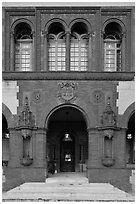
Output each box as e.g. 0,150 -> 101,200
70,22 -> 88,71
48,22 -> 66,71
15,22 -> 33,72
104,22 -> 122,72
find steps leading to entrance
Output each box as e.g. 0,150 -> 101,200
2,173 -> 135,201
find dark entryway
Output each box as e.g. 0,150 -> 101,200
46,105 -> 88,173
60,133 -> 75,172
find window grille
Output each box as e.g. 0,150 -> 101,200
15,40 -> 32,71
104,39 -> 121,72
48,33 -> 66,71
70,34 -> 88,71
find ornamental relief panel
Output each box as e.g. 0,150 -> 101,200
92,90 -> 104,104
31,89 -> 43,104
58,82 -> 77,104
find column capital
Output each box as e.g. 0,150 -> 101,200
121,32 -> 127,38
88,32 -> 95,38
65,30 -> 71,35
101,30 -> 105,38
87,127 -> 98,133
42,30 -> 48,37
31,31 -> 35,37
37,127 -> 48,134
10,31 -> 15,38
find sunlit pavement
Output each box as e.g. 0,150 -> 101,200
2,173 -> 135,202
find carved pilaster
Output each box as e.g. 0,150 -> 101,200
66,30 -> 70,71
121,31 -> 127,71
42,31 -> 48,71
10,31 -> 15,71
31,31 -> 35,71
88,32 -> 92,71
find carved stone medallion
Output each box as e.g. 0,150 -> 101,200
32,90 -> 42,104
58,82 -> 77,103
93,90 -> 104,103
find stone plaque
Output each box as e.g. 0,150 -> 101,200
58,82 -> 77,103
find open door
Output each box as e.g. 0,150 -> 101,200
60,133 -> 75,172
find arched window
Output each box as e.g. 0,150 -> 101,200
15,22 -> 33,71
104,22 -> 122,72
126,112 -> 135,164
70,22 -> 88,71
2,114 -> 10,166
48,22 -> 66,71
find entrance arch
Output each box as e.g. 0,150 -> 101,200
2,114 -> 10,166
46,105 -> 88,173
126,112 -> 135,164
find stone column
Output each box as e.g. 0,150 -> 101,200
43,31 -> 48,71
31,31 -> 35,71
100,31 -> 105,72
121,32 -> 126,71
88,32 -> 92,71
10,32 -> 15,71
66,30 -> 70,71
8,128 -> 22,167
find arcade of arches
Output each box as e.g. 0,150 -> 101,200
2,107 -> 135,172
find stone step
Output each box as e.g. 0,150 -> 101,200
9,184 -> 121,194
2,173 -> 135,201
3,182 -> 134,201
2,192 -> 134,201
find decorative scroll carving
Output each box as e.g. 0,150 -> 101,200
58,82 -> 77,103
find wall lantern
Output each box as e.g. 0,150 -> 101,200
16,96 -> 36,166
98,97 -> 120,167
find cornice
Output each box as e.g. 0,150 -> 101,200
4,7 -> 35,16
2,72 -> 135,81
39,7 -> 99,14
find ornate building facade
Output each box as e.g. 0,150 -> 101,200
2,3 -> 135,192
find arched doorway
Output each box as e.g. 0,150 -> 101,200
2,114 -> 10,166
126,112 -> 135,164
46,105 -> 88,173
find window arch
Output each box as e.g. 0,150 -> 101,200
48,22 -> 66,71
70,22 -> 88,71
126,112 -> 135,164
103,21 -> 123,72
14,22 -> 33,71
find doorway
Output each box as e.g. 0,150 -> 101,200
60,133 -> 75,172
46,105 -> 88,173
